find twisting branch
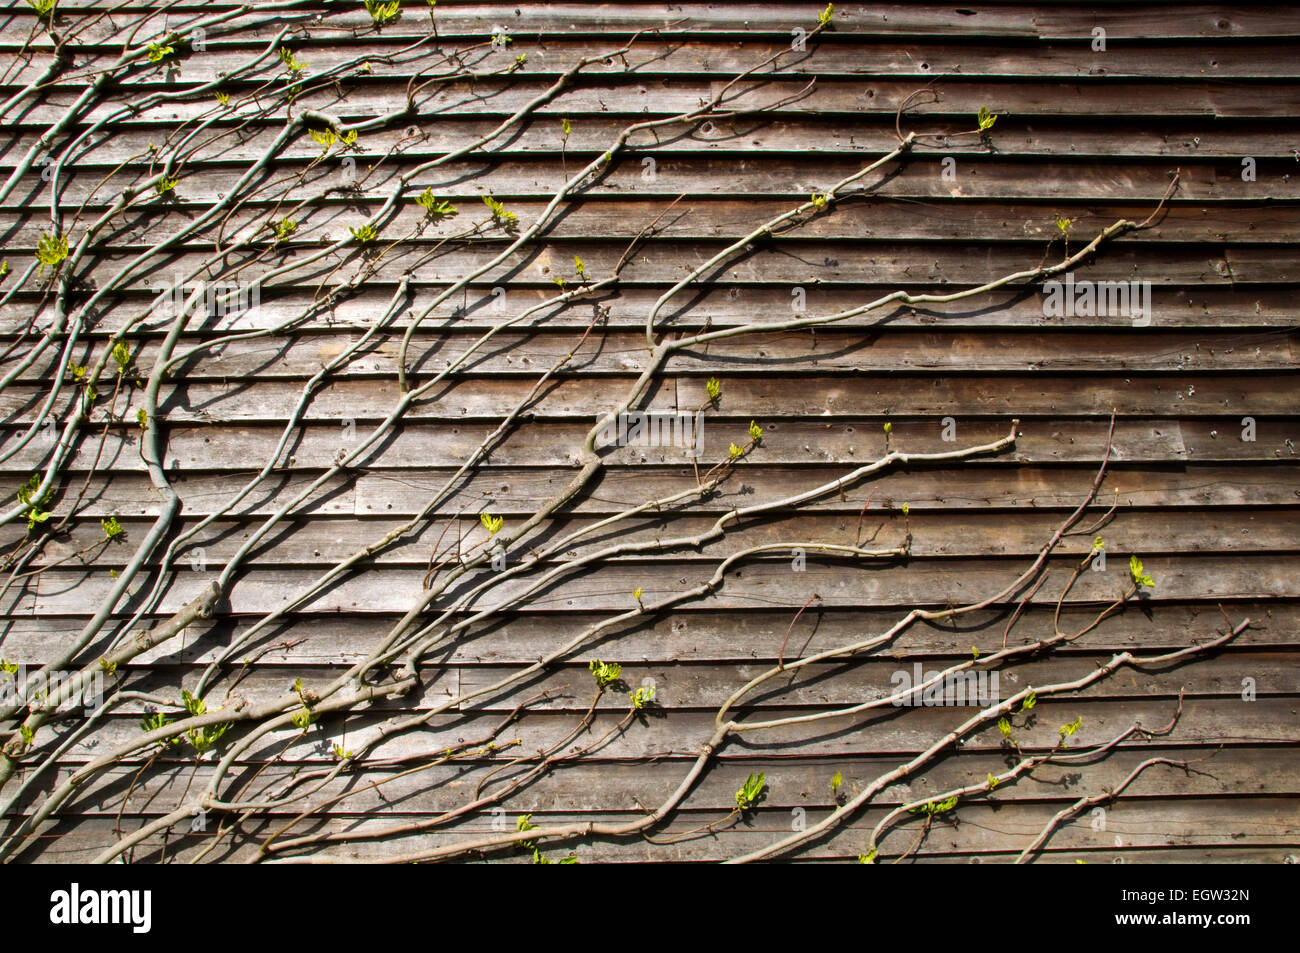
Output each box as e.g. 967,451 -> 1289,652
0,5 -> 1227,869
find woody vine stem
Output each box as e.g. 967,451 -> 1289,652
0,2 -> 1242,864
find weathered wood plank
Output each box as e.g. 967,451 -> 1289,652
7,286 -> 1294,337
8,200 -> 1299,248
9,507 -> 1296,573
20,746 -> 1296,817
23,552 -> 1300,615
4,328 -> 1293,383
3,0 -> 1297,867
6,117 -> 1297,163
24,652 -> 1284,717
21,819 -> 1291,864
10,76 -> 1300,124
4,463 -> 1290,522
2,373 -> 1295,427
9,5 -> 1299,43
21,820 -> 1295,864
13,39 -> 1300,89
4,416 -> 1297,473
4,602 -> 1294,665
6,157 -> 1290,209
32,698 -> 1300,767
10,243 -> 1287,300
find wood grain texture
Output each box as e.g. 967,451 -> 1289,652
0,1 -> 1296,866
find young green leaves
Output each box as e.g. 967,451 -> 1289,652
146,41 -> 174,63
179,690 -> 230,754
977,106 -> 997,131
818,3 -> 834,26
415,187 -> 457,220
111,339 -> 132,374
279,45 -> 308,100
180,689 -> 204,718
362,0 -> 401,26
272,217 -> 298,243
588,658 -> 622,688
35,230 -> 68,275
26,0 -> 57,22
350,223 -> 379,245
996,691 -> 1038,748
278,46 -> 308,76
516,813 -> 538,850
140,710 -> 174,738
16,474 -> 52,532
155,176 -> 179,197
308,126 -> 359,153
553,255 -> 590,289
1129,554 -> 1156,591
481,194 -> 517,227
629,684 -> 655,710
705,377 -> 721,402
479,512 -> 503,536
100,516 -> 124,540
290,678 -> 317,732
531,848 -> 578,864
735,772 -> 766,813
721,421 -> 764,465
1058,716 -> 1083,747
909,794 -> 958,817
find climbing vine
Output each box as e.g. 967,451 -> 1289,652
0,2 -> 1248,866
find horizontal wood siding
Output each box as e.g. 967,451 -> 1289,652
0,1 -> 1296,864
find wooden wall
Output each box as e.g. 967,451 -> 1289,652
0,1 -> 1296,862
